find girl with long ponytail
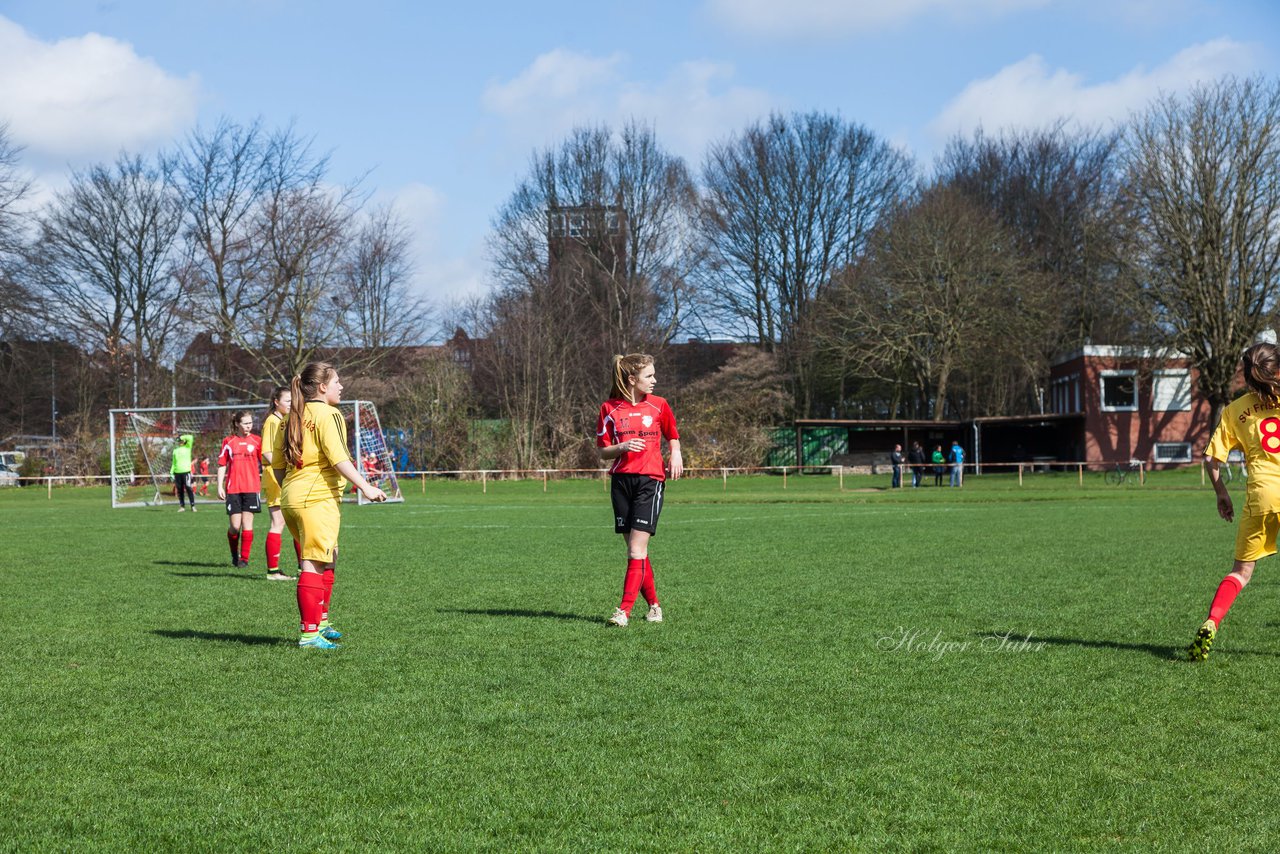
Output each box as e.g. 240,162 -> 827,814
269,362 -> 387,649
595,353 -> 683,627
1190,342 -> 1280,660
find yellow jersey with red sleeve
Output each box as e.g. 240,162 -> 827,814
260,410 -> 284,507
1206,391 -> 1280,515
273,401 -> 351,508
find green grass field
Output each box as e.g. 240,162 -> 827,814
6,470 -> 1280,850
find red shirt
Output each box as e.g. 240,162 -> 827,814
218,434 -> 262,494
596,394 -> 679,480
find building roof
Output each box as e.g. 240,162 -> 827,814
1051,344 -> 1190,367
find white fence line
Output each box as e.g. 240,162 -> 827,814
10,459 -> 1198,499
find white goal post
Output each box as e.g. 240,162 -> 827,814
109,401 -> 404,508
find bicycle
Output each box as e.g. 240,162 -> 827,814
1105,459 -> 1143,486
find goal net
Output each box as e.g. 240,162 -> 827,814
109,401 -> 404,508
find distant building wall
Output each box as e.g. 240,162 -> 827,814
1049,346 -> 1212,466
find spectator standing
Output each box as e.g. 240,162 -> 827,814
908,441 -> 926,488
949,440 -> 965,487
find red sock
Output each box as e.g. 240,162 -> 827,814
293,539 -> 302,564
1208,575 -> 1244,627
239,530 -> 254,563
619,558 -> 644,612
640,556 -> 658,606
227,531 -> 239,563
297,572 -> 325,634
266,532 -> 282,570
321,568 -> 335,623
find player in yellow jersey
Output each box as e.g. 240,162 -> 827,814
272,362 -> 386,649
1189,342 -> 1280,660
259,386 -> 294,581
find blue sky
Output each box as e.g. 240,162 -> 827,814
1,0 -> 1276,322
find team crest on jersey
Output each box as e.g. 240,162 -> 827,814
642,415 -> 653,428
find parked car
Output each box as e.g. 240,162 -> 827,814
0,451 -> 26,487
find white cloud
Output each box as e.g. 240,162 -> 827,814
483,49 -> 777,163
483,49 -> 624,116
930,38 -> 1261,140
706,0 -> 1047,38
617,61 -> 777,157
376,182 -> 487,313
0,15 -> 200,168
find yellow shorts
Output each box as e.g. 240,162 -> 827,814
283,501 -> 341,564
1235,512 -> 1280,562
263,475 -> 281,509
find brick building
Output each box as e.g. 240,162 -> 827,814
1046,345 -> 1213,467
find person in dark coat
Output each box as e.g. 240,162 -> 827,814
908,441 -> 926,488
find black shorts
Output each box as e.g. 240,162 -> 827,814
225,492 -> 261,515
611,474 -> 665,535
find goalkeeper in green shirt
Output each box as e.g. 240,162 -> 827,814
171,434 -> 197,511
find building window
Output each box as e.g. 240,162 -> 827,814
1153,369 -> 1192,411
1050,373 -> 1080,414
548,211 -> 567,237
1100,370 -> 1138,411
1154,442 -> 1192,463
192,353 -> 214,380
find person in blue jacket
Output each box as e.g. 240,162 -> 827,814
949,440 -> 965,488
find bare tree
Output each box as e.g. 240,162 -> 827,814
378,345 -> 476,470
174,119 -> 270,388
0,123 -> 36,337
937,122 -> 1136,349
678,349 -> 789,467
477,122 -> 699,467
699,111 -> 915,415
29,152 -> 184,407
176,121 -> 433,392
1124,76 -> 1280,423
491,122 -> 697,349
467,287 -> 588,468
336,204 -> 431,350
254,133 -> 357,381
822,186 -> 1051,420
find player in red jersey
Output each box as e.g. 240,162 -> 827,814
362,451 -> 382,482
596,353 -> 683,627
217,410 -> 263,569
197,455 -> 211,496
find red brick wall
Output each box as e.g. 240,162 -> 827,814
1050,353 -> 1212,466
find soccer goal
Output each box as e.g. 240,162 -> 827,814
109,401 -> 404,508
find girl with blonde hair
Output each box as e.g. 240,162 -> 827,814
595,353 -> 683,627
271,362 -> 386,649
